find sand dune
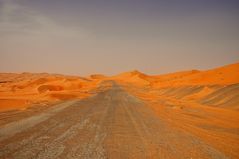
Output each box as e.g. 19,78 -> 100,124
135,62 -> 239,109
110,70 -> 150,87
151,63 -> 239,87
106,63 -> 239,110
200,84 -> 239,109
0,62 -> 238,111
0,73 -> 99,111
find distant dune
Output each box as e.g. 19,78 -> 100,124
110,70 -> 150,86
0,62 -> 238,111
113,63 -> 239,109
0,73 -> 100,111
150,63 -> 239,87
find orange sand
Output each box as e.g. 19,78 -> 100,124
0,62 -> 238,112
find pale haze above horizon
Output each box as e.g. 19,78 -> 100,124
0,0 -> 239,76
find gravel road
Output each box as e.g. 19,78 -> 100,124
0,81 -> 228,159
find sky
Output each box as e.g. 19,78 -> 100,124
0,0 -> 239,76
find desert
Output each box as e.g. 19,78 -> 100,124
1,1 -> 238,158
0,63 -> 238,158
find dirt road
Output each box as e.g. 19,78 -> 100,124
0,81 -> 229,159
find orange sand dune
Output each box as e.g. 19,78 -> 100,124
0,73 -> 100,111
144,62 -> 239,109
109,62 -> 239,88
151,62 -> 239,87
110,70 -> 150,87
0,62 -> 238,111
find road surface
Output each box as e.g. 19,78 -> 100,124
0,81 -> 228,159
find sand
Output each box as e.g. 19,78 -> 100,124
0,62 -> 238,158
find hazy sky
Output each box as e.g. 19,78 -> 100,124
0,0 -> 238,76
